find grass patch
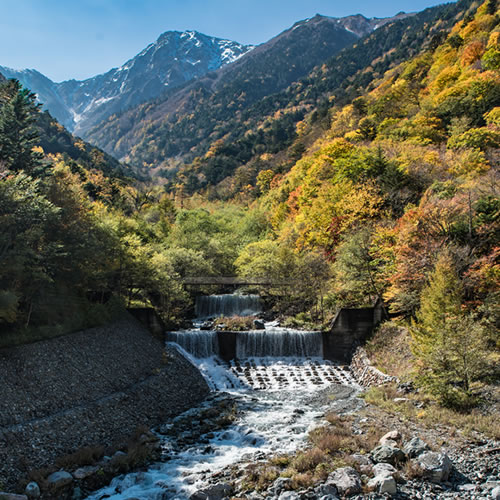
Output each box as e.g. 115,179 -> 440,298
363,384 -> 500,440
214,315 -> 255,331
364,321 -> 414,379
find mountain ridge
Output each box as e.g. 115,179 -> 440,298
85,2 -> 469,186
0,11 -> 412,144
0,30 -> 252,135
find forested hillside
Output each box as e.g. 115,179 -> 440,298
171,0 -> 479,199
0,0 -> 498,408
234,0 -> 500,406
86,0 -> 475,192
0,77 -> 270,343
0,79 -> 150,341
84,15 -> 363,170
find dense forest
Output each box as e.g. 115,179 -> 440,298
0,0 -> 499,408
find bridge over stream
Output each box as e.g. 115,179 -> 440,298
181,276 -> 295,286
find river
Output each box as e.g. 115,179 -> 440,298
86,296 -> 360,500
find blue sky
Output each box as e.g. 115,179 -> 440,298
1,0 -> 453,82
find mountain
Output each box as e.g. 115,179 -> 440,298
333,12 -> 413,37
85,14 -> 382,170
0,30 -> 252,134
85,3 -> 471,189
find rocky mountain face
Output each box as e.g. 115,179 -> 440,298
333,12 -> 413,37
83,15 -> 366,166
0,31 -> 252,135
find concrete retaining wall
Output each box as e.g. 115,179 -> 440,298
323,299 -> 385,361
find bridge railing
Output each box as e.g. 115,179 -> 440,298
181,276 -> 294,286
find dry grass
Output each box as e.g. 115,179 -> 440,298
290,448 -> 327,473
402,459 -> 425,479
363,384 -> 500,440
241,463 -> 280,491
240,413 -> 384,493
290,472 -> 315,489
365,321 -> 414,379
55,445 -> 105,469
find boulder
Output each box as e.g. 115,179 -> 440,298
316,482 -> 338,496
47,470 -> 73,489
0,494 -> 28,500
349,453 -> 373,474
253,319 -> 266,330
270,477 -> 292,495
278,492 -> 299,500
368,463 -> 398,495
24,482 -> 40,499
73,465 -> 99,480
328,467 -> 362,496
379,430 -> 401,446
350,453 -> 372,467
368,475 -> 397,495
372,463 -> 396,477
189,483 -> 233,500
371,445 -> 406,465
403,437 -> 429,458
417,451 -> 452,482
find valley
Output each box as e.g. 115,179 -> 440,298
0,0 -> 499,498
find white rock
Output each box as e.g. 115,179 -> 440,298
368,474 -> 398,495
372,462 -> 396,477
328,467 -> 362,496
25,482 -> 40,499
47,470 -> 73,489
403,436 -> 429,458
379,430 -> 401,446
378,475 -> 398,495
491,485 -> 500,500
73,465 -> 99,480
417,451 -> 452,482
278,492 -> 300,500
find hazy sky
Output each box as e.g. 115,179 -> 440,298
1,0 -> 453,82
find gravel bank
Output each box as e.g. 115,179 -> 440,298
0,316 -> 209,488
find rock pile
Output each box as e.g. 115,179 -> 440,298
219,427 -> 499,499
350,347 -> 398,387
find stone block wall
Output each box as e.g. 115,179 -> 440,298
350,346 -> 398,387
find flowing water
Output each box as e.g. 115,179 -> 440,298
195,293 -> 261,319
86,296 -> 360,500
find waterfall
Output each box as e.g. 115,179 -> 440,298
235,328 -> 323,358
195,294 -> 261,319
166,330 -> 219,358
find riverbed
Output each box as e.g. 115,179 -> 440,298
86,324 -> 362,500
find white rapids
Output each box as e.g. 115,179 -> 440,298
86,324 -> 360,500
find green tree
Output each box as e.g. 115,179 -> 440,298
410,251 -> 490,407
332,228 -> 384,307
0,79 -> 45,176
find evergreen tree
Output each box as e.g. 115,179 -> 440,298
0,79 -> 45,176
410,251 -> 489,407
